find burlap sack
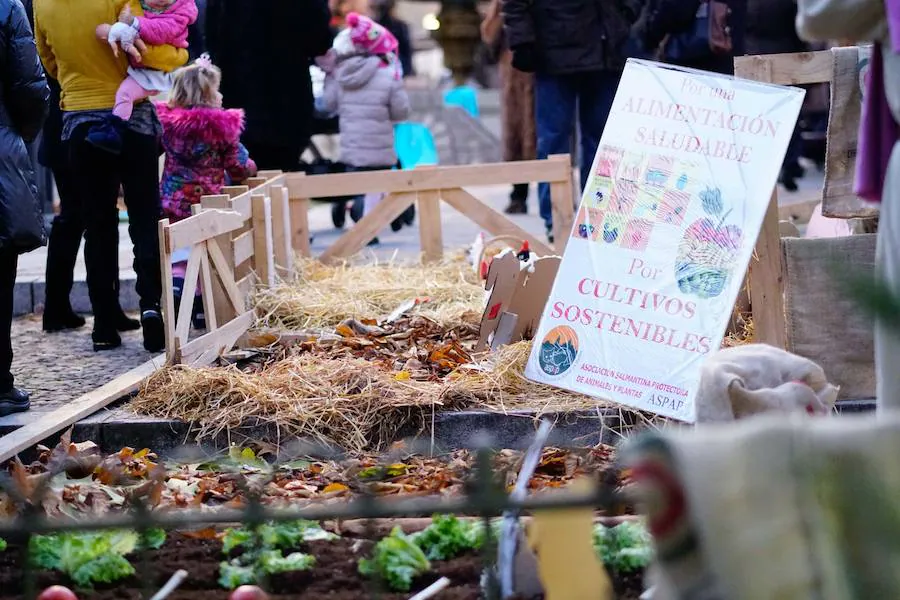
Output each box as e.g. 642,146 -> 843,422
822,45 -> 879,219
783,235 -> 876,399
695,344 -> 838,423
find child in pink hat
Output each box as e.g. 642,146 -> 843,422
327,12 -> 403,79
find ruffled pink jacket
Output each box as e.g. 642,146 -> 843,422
137,0 -> 198,49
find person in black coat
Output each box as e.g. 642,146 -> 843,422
205,0 -> 333,173
0,0 -> 49,415
503,0 -> 642,241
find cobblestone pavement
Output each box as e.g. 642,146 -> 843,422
9,314 -> 152,416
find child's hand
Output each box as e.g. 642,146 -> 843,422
119,3 -> 135,25
315,49 -> 337,74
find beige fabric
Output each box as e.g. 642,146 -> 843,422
670,413 -> 900,599
822,46 -> 878,218
783,235 -> 876,400
695,344 -> 838,422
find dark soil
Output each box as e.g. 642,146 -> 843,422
0,535 -> 644,599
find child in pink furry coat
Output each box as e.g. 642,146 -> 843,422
157,55 -> 257,329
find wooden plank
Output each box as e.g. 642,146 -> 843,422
257,170 -> 283,179
223,185 -> 249,198
166,209 -> 245,252
441,187 -> 554,257
180,310 -> 255,367
319,192 -> 417,264
290,196 -> 312,258
778,195 -> 820,224
233,230 -> 254,267
735,56 -> 788,349
0,356 -> 164,463
200,195 -> 238,325
175,244 -> 204,343
285,158 -> 571,199
246,176 -> 269,189
270,186 -> 290,277
734,50 -> 832,86
158,220 -> 178,363
417,190 -> 443,263
199,248 -> 218,331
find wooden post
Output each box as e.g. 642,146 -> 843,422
287,172 -> 312,258
200,194 -> 238,324
269,186 -> 291,277
251,194 -> 274,286
417,190 -> 443,263
158,219 -> 177,363
734,58 -> 788,349
549,154 -> 575,254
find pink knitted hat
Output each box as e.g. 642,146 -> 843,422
345,12 -> 398,56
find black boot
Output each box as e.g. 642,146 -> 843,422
191,295 -> 206,330
331,201 -> 347,229
504,183 -> 529,214
92,323 -> 122,352
141,309 -> 165,353
0,387 -> 29,417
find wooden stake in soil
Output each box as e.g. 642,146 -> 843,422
409,577 -> 451,600
149,569 -> 188,600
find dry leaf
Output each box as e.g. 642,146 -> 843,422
322,482 -> 349,494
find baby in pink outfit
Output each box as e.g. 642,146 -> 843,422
91,0 -> 198,153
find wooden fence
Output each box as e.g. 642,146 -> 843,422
284,154 -> 575,264
734,50 -> 839,350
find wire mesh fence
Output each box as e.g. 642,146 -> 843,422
0,424 -> 628,599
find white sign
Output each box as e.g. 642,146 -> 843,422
525,59 -> 804,421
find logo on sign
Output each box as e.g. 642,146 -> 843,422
538,326 -> 579,377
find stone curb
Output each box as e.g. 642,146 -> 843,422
0,400 -> 876,462
13,276 -> 140,316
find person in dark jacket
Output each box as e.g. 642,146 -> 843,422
746,0 -> 806,190
206,0 -> 334,173
503,0 -> 642,241
0,0 -> 50,415
188,0 -> 207,60
371,0 -> 414,78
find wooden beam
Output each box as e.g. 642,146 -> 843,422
319,192 -> 417,264
180,310 -> 255,366
198,249 -> 218,331
735,56 -> 788,349
0,356 -> 164,463
290,197 -> 312,258
207,238 -> 248,314
166,209 -> 245,253
440,187 -> 554,257
417,190 -> 443,263
733,51 -> 831,86
285,158 -> 571,199
233,230 -> 254,267
174,244 -> 203,343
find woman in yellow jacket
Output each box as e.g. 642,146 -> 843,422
32,0 -> 184,353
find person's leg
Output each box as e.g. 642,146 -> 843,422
875,150 -> 900,415
70,124 -> 125,350
779,125 -> 803,192
119,128 -> 165,352
113,76 -> 153,121
535,73 -> 577,240
578,70 -> 621,196
43,158 -> 87,331
0,249 -> 27,414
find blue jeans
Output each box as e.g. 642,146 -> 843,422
536,71 -> 621,230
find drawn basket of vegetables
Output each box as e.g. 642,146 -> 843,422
675,187 -> 743,299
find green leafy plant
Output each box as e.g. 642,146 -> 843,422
218,521 -> 327,590
593,521 -> 654,574
140,528 -> 167,550
28,529 -> 161,587
0,538 -> 6,552
358,527 -> 430,592
412,515 -> 481,560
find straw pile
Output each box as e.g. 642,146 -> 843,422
133,355 -> 454,453
132,340 -> 637,452
253,257 -> 485,330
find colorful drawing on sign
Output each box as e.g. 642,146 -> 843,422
674,186 -> 744,299
538,325 -> 579,377
622,218 -> 653,251
596,145 -> 625,182
659,189 -> 690,226
573,206 -> 604,241
645,154 -> 674,187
